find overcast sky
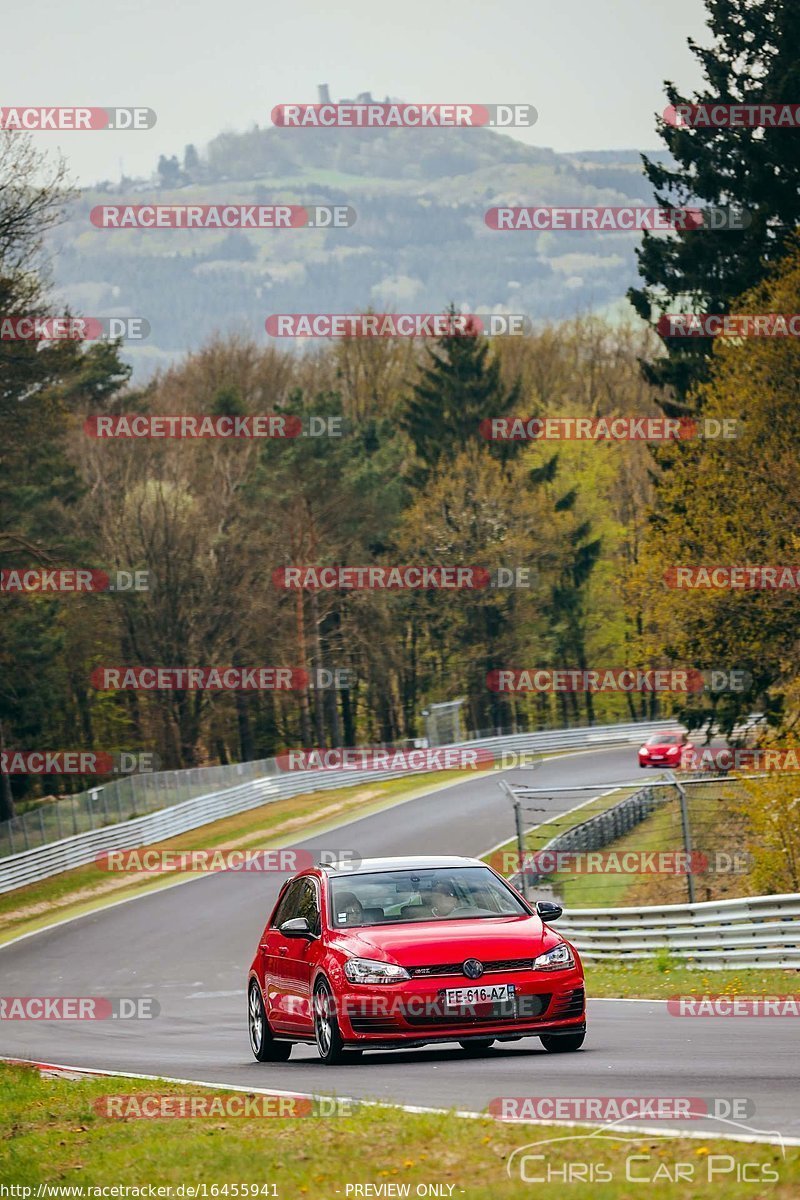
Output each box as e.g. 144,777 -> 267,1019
3,0 -> 709,186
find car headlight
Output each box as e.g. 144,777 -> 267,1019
533,943 -> 574,971
343,957 -> 411,984
639,746 -> 648,753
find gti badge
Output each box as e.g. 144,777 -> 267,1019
463,958 -> 484,979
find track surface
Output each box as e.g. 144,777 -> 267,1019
1,746 -> 796,1141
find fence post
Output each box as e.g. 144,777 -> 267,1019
670,774 -> 695,904
513,798 -> 528,899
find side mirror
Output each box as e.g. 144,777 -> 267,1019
536,901 -> 563,922
280,917 -> 316,939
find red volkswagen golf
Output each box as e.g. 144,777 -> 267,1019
247,856 -> 586,1064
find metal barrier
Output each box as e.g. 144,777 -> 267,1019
557,893 -> 800,970
0,718 -> 677,893
509,783 -> 672,893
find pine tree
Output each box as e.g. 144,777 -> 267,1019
628,0 -> 800,411
402,313 -> 521,483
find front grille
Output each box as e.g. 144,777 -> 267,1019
348,1014 -> 401,1034
549,987 -> 585,1018
408,957 -> 533,978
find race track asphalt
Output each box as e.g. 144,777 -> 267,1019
1,745 -> 796,1142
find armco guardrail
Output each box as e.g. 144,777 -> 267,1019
2,718 -> 678,858
0,718 -> 677,893
557,893 -> 800,970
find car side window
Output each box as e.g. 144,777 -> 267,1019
272,880 -> 303,928
295,879 -> 320,935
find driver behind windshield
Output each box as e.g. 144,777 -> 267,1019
430,879 -> 459,917
334,891 -> 364,926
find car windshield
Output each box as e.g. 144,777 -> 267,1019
328,866 -> 528,928
649,734 -> 681,745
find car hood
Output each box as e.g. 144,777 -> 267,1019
332,914 -> 551,965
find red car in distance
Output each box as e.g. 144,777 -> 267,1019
247,856 -> 585,1064
638,730 -> 692,768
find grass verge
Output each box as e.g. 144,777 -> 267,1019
550,780 -> 749,909
585,960 -> 800,998
0,1063 -> 795,1196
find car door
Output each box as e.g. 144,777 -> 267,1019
260,878 -> 304,1030
260,876 -> 320,1034
278,877 -> 322,1033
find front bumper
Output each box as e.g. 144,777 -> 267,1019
639,751 -> 680,767
336,967 -> 586,1045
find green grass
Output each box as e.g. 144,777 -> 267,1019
585,959 -> 800,998
0,1064 -> 795,1196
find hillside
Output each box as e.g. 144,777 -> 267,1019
48,124 -> 666,378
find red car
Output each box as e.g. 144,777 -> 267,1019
638,730 -> 691,768
247,855 -> 586,1064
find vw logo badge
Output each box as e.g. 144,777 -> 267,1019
463,958 -> 484,979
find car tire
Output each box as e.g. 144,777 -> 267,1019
540,1031 -> 585,1053
459,1039 -> 495,1055
248,981 -> 292,1061
314,978 -> 354,1065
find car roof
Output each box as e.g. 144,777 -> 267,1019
319,855 -> 483,876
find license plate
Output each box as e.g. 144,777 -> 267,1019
444,983 -> 515,1006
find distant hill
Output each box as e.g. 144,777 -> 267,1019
48,123 -> 668,379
